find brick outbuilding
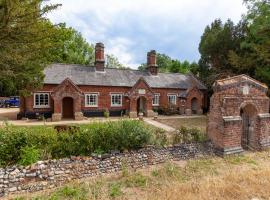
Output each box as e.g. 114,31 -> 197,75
207,75 -> 270,155
19,43 -> 207,121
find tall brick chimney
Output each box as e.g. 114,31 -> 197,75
95,42 -> 105,71
147,50 -> 158,75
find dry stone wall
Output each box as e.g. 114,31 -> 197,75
0,142 -> 213,197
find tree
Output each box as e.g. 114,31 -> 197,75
229,0 -> 270,87
50,23 -> 95,65
138,53 -> 194,74
198,19 -> 246,82
0,0 -> 60,96
105,54 -> 127,69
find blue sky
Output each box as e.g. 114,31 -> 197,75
47,0 -> 247,69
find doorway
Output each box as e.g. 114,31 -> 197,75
191,97 -> 198,114
240,104 -> 257,150
137,97 -> 146,115
62,97 -> 74,119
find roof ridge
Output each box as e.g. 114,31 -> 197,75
216,74 -> 268,88
49,63 -> 188,76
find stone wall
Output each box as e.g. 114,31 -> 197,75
0,142 -> 213,197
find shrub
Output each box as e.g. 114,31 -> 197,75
150,128 -> 168,147
172,126 -> 207,144
158,104 -> 179,115
0,120 -> 153,166
19,146 -> 41,166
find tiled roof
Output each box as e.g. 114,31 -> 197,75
44,64 -> 207,90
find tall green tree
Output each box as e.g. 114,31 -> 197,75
198,0 -> 270,91
229,0 -> 270,87
0,0 -> 60,96
50,23 -> 95,65
198,19 -> 246,87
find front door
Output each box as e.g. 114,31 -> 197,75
241,104 -> 256,150
137,97 -> 146,115
191,98 -> 198,114
241,113 -> 250,149
62,97 -> 74,119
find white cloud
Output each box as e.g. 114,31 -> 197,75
47,0 -> 247,68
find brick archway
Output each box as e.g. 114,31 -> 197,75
185,86 -> 204,115
51,78 -> 83,121
128,77 -> 155,117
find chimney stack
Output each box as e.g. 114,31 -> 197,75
95,42 -> 105,71
147,50 -> 158,75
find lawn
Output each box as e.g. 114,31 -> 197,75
11,150 -> 270,200
156,116 -> 207,132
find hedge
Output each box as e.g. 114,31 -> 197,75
0,120 -> 153,166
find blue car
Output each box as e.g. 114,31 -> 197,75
4,96 -> 20,107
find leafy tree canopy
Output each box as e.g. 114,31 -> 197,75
49,23 -> 95,65
0,1 -> 125,96
0,0 -> 60,96
196,0 -> 270,92
138,53 -> 197,74
106,54 -> 129,69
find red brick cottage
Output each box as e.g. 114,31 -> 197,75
19,43 -> 207,121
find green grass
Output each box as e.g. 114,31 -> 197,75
157,116 -> 207,132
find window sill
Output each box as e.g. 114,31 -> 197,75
85,105 -> 98,108
111,105 -> 122,107
33,106 -> 50,109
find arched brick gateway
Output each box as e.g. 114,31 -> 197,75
51,78 -> 84,121
207,75 -> 270,155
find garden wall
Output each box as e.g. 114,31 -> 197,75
0,142 -> 213,197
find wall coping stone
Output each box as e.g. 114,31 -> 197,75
223,116 -> 242,122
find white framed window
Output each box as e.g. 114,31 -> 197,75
152,94 -> 160,106
34,93 -> 50,108
168,94 -> 177,105
85,93 -> 98,107
111,94 -> 122,107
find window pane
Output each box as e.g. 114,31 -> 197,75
34,93 -> 49,107
152,94 -> 159,105
169,95 -> 176,105
86,94 -> 98,106
44,94 -> 49,105
112,94 -> 122,106
35,94 -> 39,106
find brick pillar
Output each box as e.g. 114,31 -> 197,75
258,113 -> 270,149
146,97 -> 155,117
52,98 -> 61,121
220,116 -> 244,155
129,97 -> 137,118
